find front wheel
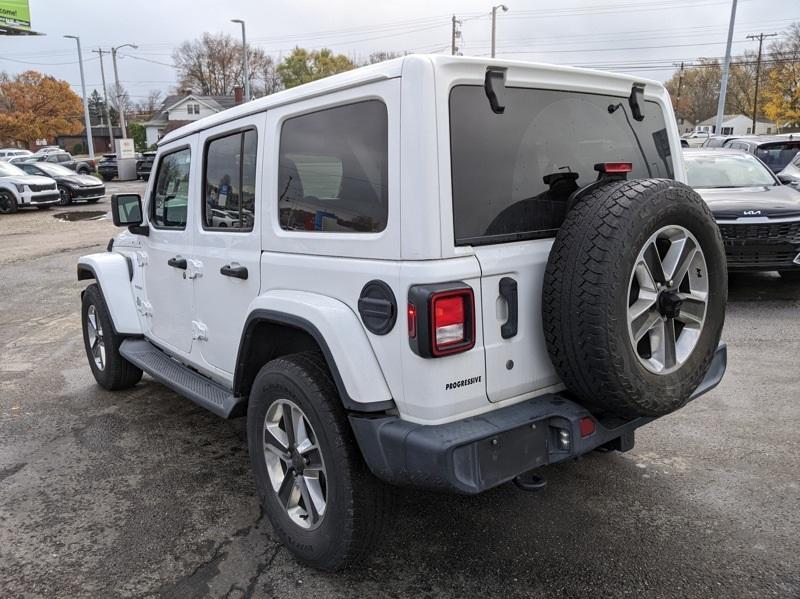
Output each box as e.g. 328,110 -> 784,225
58,186 -> 71,206
81,283 -> 143,390
0,191 -> 17,214
247,352 -> 392,571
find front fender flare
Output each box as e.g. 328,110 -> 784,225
237,290 -> 394,411
77,252 -> 141,335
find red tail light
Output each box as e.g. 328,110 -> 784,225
407,283 -> 476,358
595,162 -> 633,174
579,417 -> 596,438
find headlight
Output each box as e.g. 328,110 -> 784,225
15,183 -> 25,192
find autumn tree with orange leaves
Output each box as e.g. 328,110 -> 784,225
0,70 -> 84,146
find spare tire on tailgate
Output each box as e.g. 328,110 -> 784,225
543,178 -> 726,418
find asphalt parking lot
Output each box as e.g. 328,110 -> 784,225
1,185 -> 798,598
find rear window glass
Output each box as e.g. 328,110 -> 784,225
278,100 -> 388,233
450,85 -> 674,246
755,142 -> 800,172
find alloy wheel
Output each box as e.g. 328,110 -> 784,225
0,192 -> 15,214
627,225 -> 708,374
86,304 -> 106,370
263,398 -> 327,530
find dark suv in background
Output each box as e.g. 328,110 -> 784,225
97,154 -> 117,181
136,152 -> 156,180
723,136 -> 800,174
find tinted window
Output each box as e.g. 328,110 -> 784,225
151,148 -> 191,229
203,129 -> 257,230
755,142 -> 800,172
278,100 -> 388,233
450,86 -> 674,245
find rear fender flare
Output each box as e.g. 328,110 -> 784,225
236,290 -> 394,411
77,252 -> 141,335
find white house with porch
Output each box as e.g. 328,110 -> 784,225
142,92 -> 240,147
694,114 -> 776,136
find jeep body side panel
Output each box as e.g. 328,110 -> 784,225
241,289 -> 392,407
77,252 -> 142,335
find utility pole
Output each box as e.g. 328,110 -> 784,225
491,4 -> 509,59
714,0 -> 738,135
64,35 -> 94,160
746,32 -> 777,134
675,61 -> 685,105
451,15 -> 462,55
232,19 -> 251,101
111,44 -> 138,139
92,48 -> 114,151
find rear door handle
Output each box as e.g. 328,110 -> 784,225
499,276 -> 518,339
167,256 -> 187,270
220,264 -> 248,280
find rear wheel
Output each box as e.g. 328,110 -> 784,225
247,352 -> 392,571
0,191 -> 17,214
543,179 -> 727,417
81,283 -> 142,390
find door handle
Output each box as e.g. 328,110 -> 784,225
220,264 -> 248,280
499,277 -> 518,339
167,256 -> 187,270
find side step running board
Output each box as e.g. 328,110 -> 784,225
119,338 -> 245,418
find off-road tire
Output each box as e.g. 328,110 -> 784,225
0,190 -> 17,214
247,351 -> 392,571
81,283 -> 143,390
543,179 -> 726,418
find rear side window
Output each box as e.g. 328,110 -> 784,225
755,142 -> 800,172
450,86 -> 674,246
278,100 -> 388,233
151,148 -> 191,229
203,129 -> 257,231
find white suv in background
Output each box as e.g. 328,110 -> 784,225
0,161 -> 59,213
77,55 -> 728,571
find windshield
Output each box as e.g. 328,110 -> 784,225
36,163 -> 74,177
450,85 -> 674,245
0,162 -> 27,177
684,153 -> 776,188
754,142 -> 800,172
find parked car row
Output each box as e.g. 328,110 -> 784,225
0,160 -> 105,213
683,147 -> 800,281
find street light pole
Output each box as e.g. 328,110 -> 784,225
111,43 -> 138,139
64,35 -> 94,160
231,19 -> 251,101
746,32 -> 777,134
491,4 -> 508,59
714,0 -> 738,135
91,48 -> 115,151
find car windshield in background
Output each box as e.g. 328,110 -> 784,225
0,162 -> 27,177
755,142 -> 800,173
684,153 -> 776,188
37,163 -> 75,177
449,86 -> 674,245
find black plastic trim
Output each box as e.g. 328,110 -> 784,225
357,280 -> 397,335
235,309 -> 396,414
499,277 -> 518,339
350,343 -> 726,494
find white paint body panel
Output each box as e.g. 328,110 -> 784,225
81,54 -> 684,425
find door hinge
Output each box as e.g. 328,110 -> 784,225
136,251 -> 148,267
136,296 -> 152,317
187,259 -> 204,280
192,320 -> 208,341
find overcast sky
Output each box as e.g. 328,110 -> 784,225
0,0 -> 797,101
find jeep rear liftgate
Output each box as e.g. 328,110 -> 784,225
449,83 -> 676,403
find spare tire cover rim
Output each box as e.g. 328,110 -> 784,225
627,224 -> 708,375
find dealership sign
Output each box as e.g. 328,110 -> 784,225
0,0 -> 30,32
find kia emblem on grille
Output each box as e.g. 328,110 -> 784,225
743,210 -> 761,216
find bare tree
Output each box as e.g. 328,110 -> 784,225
135,89 -> 163,118
173,32 -> 273,96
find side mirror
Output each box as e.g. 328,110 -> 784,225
777,174 -> 796,185
111,193 -> 143,226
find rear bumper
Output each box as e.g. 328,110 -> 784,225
351,343 -> 726,495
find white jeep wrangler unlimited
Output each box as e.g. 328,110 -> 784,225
78,55 -> 727,571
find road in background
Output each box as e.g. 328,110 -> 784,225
0,192 -> 798,598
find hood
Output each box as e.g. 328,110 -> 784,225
0,174 -> 55,187
63,174 -> 102,186
695,184 -> 800,220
